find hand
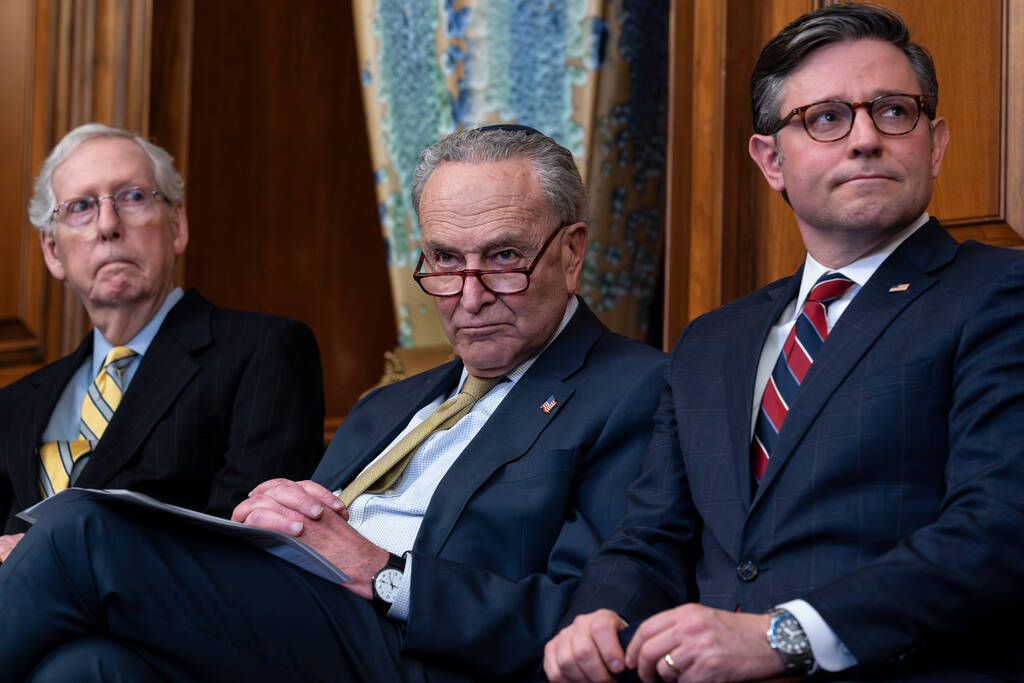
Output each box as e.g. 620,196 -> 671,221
544,608 -> 629,682
0,533 -> 24,562
625,604 -> 782,682
231,478 -> 348,532
232,479 -> 388,599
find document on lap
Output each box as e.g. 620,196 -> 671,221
17,488 -> 351,585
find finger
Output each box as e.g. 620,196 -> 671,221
543,633 -> 574,682
636,633 -> 692,683
625,613 -> 673,666
295,480 -> 346,514
249,479 -> 328,519
240,506 -> 305,536
654,651 -> 682,683
0,534 -> 24,562
588,612 -> 627,675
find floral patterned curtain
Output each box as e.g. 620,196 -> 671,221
352,0 -> 668,348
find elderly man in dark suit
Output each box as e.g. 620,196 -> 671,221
0,123 -> 324,561
0,125 -> 666,682
545,5 -> 1024,682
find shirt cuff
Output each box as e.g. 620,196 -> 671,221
386,552 -> 412,622
779,599 -> 857,672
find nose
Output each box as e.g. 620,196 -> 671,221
94,196 -> 123,240
845,106 -> 882,157
457,272 -> 497,314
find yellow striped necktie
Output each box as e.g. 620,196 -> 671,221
39,346 -> 138,496
338,374 -> 503,506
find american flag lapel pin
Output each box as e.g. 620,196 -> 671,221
541,395 -> 557,413
888,283 -> 910,292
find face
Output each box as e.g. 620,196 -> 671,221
41,137 -> 188,315
418,158 -> 586,378
749,39 -> 949,260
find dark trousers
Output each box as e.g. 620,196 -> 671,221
0,499 -> 427,682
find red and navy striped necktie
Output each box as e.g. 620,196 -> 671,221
751,272 -> 855,483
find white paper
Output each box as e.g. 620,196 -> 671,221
17,488 -> 350,585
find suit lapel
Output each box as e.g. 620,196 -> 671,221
727,275 -> 801,505
7,339 -> 92,508
315,362 -> 464,491
412,300 -> 599,557
753,220 -> 957,505
75,291 -> 209,489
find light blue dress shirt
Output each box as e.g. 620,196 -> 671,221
40,288 -> 184,441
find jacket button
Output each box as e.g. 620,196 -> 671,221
736,560 -> 758,582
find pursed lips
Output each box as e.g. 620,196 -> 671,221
95,256 -> 138,273
832,171 -> 899,187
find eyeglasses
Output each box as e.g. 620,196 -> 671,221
771,93 -> 930,142
52,186 -> 166,227
413,224 -> 566,297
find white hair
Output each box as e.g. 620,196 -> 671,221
28,123 -> 185,234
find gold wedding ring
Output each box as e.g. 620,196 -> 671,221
664,652 -> 679,671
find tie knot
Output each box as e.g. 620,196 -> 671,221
461,375 -> 503,400
807,272 -> 854,305
103,346 -> 138,376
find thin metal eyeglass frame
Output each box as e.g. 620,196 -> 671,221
769,93 -> 929,142
413,223 -> 569,297
51,187 -> 166,226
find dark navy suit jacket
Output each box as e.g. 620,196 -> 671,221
0,289 -> 325,531
565,220 -> 1024,680
312,299 -> 666,680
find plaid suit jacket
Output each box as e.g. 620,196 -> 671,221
566,219 -> 1024,680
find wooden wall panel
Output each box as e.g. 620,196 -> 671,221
0,0 -> 160,388
0,0 -> 51,381
664,0 -> 1023,348
183,0 -> 395,430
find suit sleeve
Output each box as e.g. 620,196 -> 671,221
806,256 -> 1024,672
561,332 -> 704,626
398,358 -> 666,678
203,317 -> 325,517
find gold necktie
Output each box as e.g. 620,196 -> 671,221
39,346 -> 138,496
338,375 -> 502,506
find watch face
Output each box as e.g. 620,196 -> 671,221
774,615 -> 810,654
374,568 -> 403,603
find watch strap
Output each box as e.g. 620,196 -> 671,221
371,552 -> 406,616
766,608 -> 815,674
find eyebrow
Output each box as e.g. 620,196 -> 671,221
424,232 -> 537,256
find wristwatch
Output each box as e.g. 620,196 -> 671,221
371,552 -> 406,615
766,608 -> 815,674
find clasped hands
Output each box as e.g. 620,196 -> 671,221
544,604 -> 786,683
231,478 -> 388,600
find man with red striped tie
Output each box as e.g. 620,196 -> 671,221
546,4 -> 1024,682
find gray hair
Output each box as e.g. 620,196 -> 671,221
28,123 -> 185,234
411,127 -> 586,226
750,3 -> 938,135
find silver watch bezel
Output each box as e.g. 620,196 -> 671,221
766,608 -> 815,673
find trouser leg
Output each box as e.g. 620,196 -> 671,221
0,498 -> 425,682
27,636 -> 165,682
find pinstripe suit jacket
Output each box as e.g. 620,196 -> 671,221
565,220 -> 1024,680
0,289 -> 325,533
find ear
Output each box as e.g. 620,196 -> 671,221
928,117 -> 949,179
749,133 -> 786,193
560,221 -> 588,294
170,204 -> 189,256
39,229 -> 66,280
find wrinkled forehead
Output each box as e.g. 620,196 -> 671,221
418,159 -> 551,242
